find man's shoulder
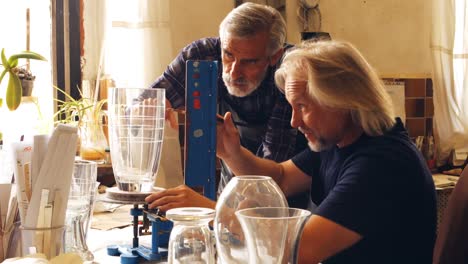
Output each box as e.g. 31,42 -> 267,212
351,132 -> 417,162
344,131 -> 431,182
192,37 -> 221,47
183,37 -> 221,59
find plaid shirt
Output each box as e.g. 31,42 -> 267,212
150,37 -> 301,190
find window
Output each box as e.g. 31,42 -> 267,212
453,0 -> 467,111
0,1 -> 53,142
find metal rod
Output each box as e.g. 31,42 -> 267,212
132,204 -> 139,248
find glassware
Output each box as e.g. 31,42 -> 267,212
82,181 -> 100,239
78,119 -> 108,163
236,207 -> 311,264
107,87 -> 165,192
166,207 -> 216,264
20,225 -> 66,259
214,175 -> 288,263
64,160 -> 97,261
4,221 -> 21,259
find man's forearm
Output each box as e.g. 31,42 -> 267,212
222,146 -> 283,181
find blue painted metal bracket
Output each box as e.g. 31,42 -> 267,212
184,60 -> 218,200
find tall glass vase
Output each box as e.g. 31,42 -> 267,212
107,87 -> 165,192
236,207 -> 311,264
213,175 -> 288,263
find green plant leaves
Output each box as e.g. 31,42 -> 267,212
1,49 -> 9,70
0,48 -> 47,111
0,69 -> 7,84
6,69 -> 22,110
53,85 -> 107,126
9,51 -> 47,64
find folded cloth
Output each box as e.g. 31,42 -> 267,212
433,174 -> 459,189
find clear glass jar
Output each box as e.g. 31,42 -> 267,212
78,120 -> 108,163
64,160 -> 98,261
20,225 -> 66,259
166,207 -> 215,264
213,175 -> 288,263
236,207 -> 311,264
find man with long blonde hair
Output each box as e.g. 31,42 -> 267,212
217,40 -> 437,263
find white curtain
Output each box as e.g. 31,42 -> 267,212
103,0 -> 173,87
431,0 -> 468,163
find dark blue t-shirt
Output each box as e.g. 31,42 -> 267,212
292,119 -> 436,263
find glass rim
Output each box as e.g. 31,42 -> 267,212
166,207 -> 215,222
234,175 -> 272,181
74,159 -> 98,166
235,207 -> 311,220
20,225 -> 65,231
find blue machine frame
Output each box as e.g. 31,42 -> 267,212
106,60 -> 218,263
184,60 -> 218,200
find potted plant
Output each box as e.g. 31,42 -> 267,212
54,86 -> 108,162
0,48 -> 46,110
16,67 -> 36,97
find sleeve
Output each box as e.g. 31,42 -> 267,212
291,148 -> 321,177
149,48 -> 188,109
260,92 -> 298,162
315,154 -> 395,236
148,38 -> 220,109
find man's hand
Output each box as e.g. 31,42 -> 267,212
145,185 -> 216,211
216,112 -> 241,160
165,99 -> 179,129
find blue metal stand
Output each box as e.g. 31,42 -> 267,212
185,60 -> 218,200
106,204 -> 172,263
106,60 -> 218,263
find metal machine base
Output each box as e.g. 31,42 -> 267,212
105,203 -> 173,263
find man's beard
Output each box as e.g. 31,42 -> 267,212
307,140 -> 335,152
222,68 -> 267,97
298,127 -> 335,152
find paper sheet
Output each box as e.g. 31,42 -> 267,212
91,204 -> 133,231
384,81 -> 406,124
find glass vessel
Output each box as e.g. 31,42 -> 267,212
82,181 -> 100,239
107,87 -> 165,192
166,207 -> 216,264
64,160 -> 98,261
236,207 -> 311,264
20,225 -> 66,259
78,119 -> 108,163
4,221 -> 21,259
214,175 -> 288,263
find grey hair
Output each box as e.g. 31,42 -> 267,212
275,40 -> 396,136
219,2 -> 286,55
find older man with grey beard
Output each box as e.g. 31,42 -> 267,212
145,2 -> 309,211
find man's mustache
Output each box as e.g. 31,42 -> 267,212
224,74 -> 248,86
298,127 -> 310,134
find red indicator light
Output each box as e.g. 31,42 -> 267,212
193,73 -> 200,79
193,90 -> 200,97
194,98 -> 201,109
